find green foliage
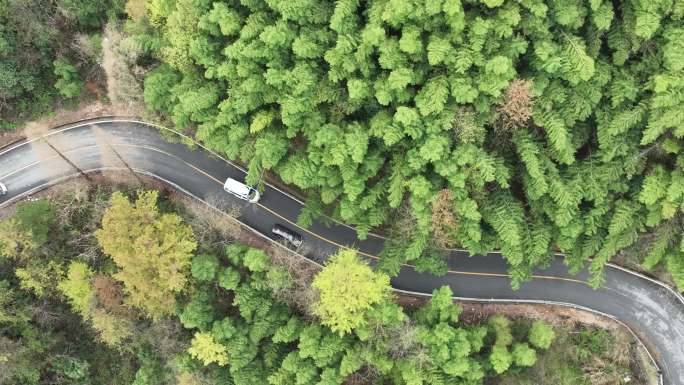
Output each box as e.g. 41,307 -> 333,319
14,199 -> 56,247
217,266 -> 241,290
58,261 -> 96,317
137,0 -> 684,290
489,345 -> 513,374
53,58 -> 83,98
493,326 -> 633,385
489,315 -> 514,346
0,218 -> 35,259
528,320 -> 556,350
178,242 -> 549,385
143,64 -> 182,112
0,0 -> 123,127
416,285 -> 461,324
51,356 -> 90,382
511,343 -> 537,367
188,332 -> 229,366
312,250 -> 391,335
95,190 -> 197,320
60,261 -> 134,347
179,289 -> 216,330
243,248 -> 270,272
0,200 -> 57,277
0,0 -> 58,124
90,308 -> 134,346
15,260 -> 64,297
57,0 -> 123,28
131,348 -> 166,385
0,189 -> 163,385
191,254 -> 219,282
2,188 -> 568,385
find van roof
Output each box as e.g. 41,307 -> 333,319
224,178 -> 250,196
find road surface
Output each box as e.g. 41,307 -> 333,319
0,117 -> 682,384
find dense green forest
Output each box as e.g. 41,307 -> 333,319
123,0 -> 684,290
6,186 -> 638,385
3,0 -> 683,290
0,1 -> 672,383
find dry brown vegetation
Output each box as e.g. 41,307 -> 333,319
0,102 -> 119,148
102,23 -> 145,115
431,188 -> 459,248
124,0 -> 147,22
497,79 -> 535,132
452,106 -> 485,144
93,275 -> 128,315
0,130 -> 26,149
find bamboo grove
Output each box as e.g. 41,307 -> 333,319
136,0 -> 684,289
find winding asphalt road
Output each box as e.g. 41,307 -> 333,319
0,118 -> 682,384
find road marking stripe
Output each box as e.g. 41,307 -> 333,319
0,117 -> 553,255
254,193 -> 588,285
0,123 -> 671,382
0,117 -> 389,240
0,167 -> 660,383
1,139 -> 590,286
0,118 -> 112,156
1,159 -> 48,179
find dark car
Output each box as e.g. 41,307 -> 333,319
272,224 -> 303,248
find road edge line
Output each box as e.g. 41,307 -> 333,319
0,168 -> 664,384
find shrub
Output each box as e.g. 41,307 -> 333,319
529,321 -> 556,350
53,58 -> 83,98
191,254 -> 220,282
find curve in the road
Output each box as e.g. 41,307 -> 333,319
1,117 -> 682,384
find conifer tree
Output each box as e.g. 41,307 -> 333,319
312,250 -> 392,335
177,243 -> 549,384
138,0 -> 684,290
96,191 -> 197,319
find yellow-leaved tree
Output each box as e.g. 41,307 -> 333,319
96,190 -> 197,320
187,332 -> 228,366
312,249 -> 391,335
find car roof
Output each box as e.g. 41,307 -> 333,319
224,178 -> 251,196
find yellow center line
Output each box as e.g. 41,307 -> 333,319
255,203 -> 587,284
114,144 -> 589,285
7,141 -> 589,286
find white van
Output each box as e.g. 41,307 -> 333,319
0,182 -> 7,196
223,178 -> 260,203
